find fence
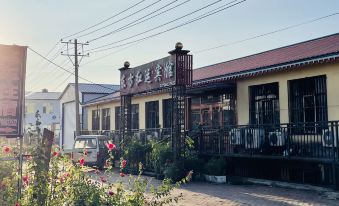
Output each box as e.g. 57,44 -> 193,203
193,121 -> 339,161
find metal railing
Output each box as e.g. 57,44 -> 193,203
79,121 -> 339,162
194,121 -> 339,161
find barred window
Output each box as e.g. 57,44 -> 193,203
289,75 -> 327,134
163,99 -> 172,128
115,106 -> 121,130
146,101 -> 159,129
92,110 -> 100,130
249,82 -> 280,125
101,108 -> 110,130
131,104 -> 139,130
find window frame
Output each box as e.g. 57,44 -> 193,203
101,108 -> 110,130
249,82 -> 280,125
145,101 -> 159,129
288,75 -> 328,134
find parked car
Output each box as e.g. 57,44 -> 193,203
72,135 -> 110,169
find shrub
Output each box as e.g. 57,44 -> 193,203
150,141 -> 172,174
204,158 -> 226,176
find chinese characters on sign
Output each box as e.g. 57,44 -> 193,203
0,45 -> 27,137
120,56 -> 176,95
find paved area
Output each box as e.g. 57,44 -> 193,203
88,169 -> 339,206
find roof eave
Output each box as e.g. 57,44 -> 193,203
192,52 -> 339,86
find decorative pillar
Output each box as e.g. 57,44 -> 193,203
168,42 -> 193,162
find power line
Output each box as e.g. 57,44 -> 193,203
194,12 -> 339,54
26,41 -> 60,78
75,0 -> 163,39
90,0 -> 246,53
88,0 -> 235,52
28,59 -> 72,91
53,73 -> 73,91
28,47 -> 117,92
61,0 -> 146,40
80,10 -> 339,67
88,0 -> 189,42
26,45 -> 66,83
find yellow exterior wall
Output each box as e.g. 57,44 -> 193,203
86,92 -> 171,130
131,93 -> 171,129
237,62 -> 339,125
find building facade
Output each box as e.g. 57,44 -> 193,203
59,83 -> 119,151
83,33 -> 339,188
24,90 -> 61,143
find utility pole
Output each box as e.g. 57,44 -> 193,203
61,39 -> 89,136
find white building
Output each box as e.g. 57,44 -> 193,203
24,89 -> 61,143
59,83 -> 119,152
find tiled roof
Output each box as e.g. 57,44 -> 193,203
69,83 -> 119,94
193,33 -> 339,82
26,92 -> 61,100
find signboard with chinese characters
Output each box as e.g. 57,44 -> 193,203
0,44 -> 27,137
120,56 -> 176,95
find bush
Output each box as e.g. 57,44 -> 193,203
121,136 -> 149,174
163,163 -> 182,182
204,158 -> 226,176
150,141 -> 172,174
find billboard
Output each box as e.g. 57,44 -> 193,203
120,56 -> 176,95
0,44 -> 27,137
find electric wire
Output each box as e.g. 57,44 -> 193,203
194,12 -> 339,54
87,0 -> 190,42
28,47 -> 117,92
75,0 -> 163,39
90,0 -> 246,53
88,0 -> 227,50
61,0 -> 146,40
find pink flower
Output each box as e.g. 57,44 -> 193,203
106,143 -> 116,151
52,151 -> 59,157
22,176 -> 29,185
15,203 -> 20,206
100,176 -> 107,183
3,146 -> 11,153
63,172 -> 70,178
119,173 -> 125,177
108,191 -> 114,196
79,158 -> 85,166
121,160 -> 127,168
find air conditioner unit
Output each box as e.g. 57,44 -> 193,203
146,131 -> 159,140
229,128 -> 243,145
322,129 -> 337,147
269,130 -> 286,147
244,128 -> 265,149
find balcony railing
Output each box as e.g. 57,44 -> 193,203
191,121 -> 339,161
79,121 -> 339,162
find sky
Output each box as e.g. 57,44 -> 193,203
1,0 -> 339,92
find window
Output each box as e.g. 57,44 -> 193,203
115,106 -> 121,130
42,103 -> 53,114
92,110 -> 100,130
163,99 -> 172,128
26,103 -> 35,114
115,105 -> 139,130
191,109 -> 201,129
101,108 -> 110,130
74,138 -> 97,149
289,75 -> 327,133
249,82 -> 280,125
145,101 -> 159,129
131,104 -> 139,130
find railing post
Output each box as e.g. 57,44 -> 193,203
286,124 -> 291,159
218,128 -> 222,155
199,126 -> 203,155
